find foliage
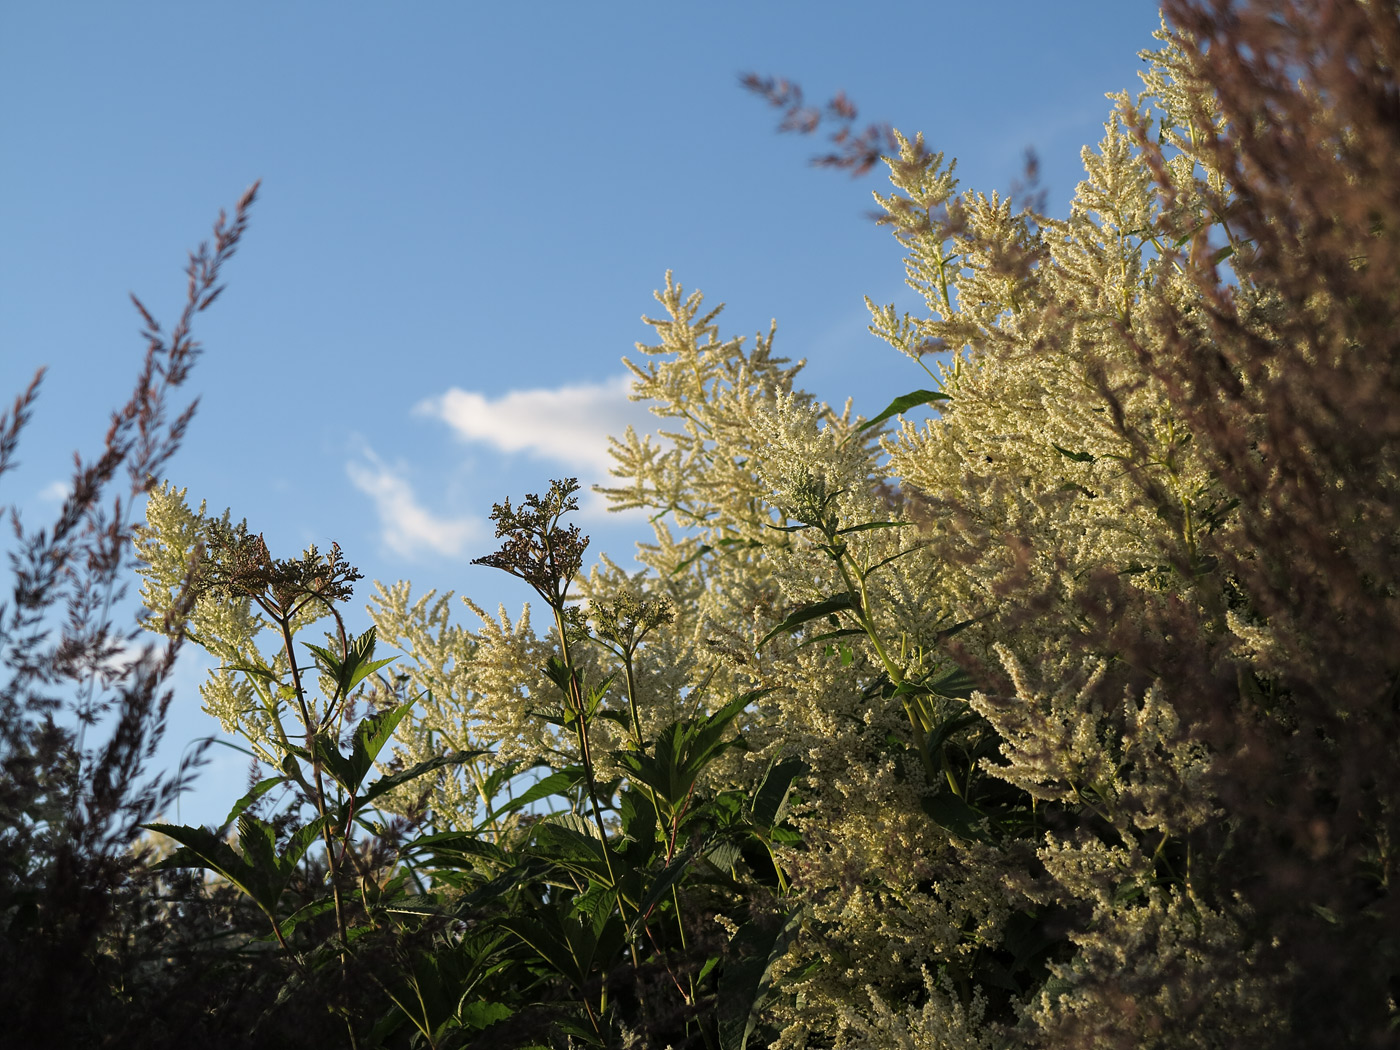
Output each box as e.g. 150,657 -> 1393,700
9,1 -> 1400,1047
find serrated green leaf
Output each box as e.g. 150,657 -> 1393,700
542,655 -> 575,698
630,850 -> 696,934
458,1000 -> 514,1031
344,702 -> 414,793
409,831 -> 507,869
347,656 -> 396,695
358,749 -> 489,806
314,731 -> 358,792
718,909 -> 803,1050
705,839 -> 743,871
237,812 -> 279,876
221,776 -> 283,829
283,815 -> 331,872
276,894 -> 337,937
481,766 -> 584,828
144,822 -> 274,914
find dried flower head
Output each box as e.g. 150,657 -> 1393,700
471,478 -> 590,607
199,518 -> 361,618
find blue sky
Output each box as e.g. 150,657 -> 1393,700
1,1 -> 1162,825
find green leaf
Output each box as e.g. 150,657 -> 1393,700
705,839 -> 743,871
145,822 -> 257,897
345,702 -> 415,793
1051,443 -> 1097,464
935,617 -> 979,641
408,831 -> 507,870
630,850 -> 698,936
451,855 -> 554,912
481,766 -> 585,828
863,540 -> 932,577
920,792 -> 984,840
275,894 -> 337,938
377,893 -> 450,918
757,594 -> 855,649
498,913 -> 586,987
671,542 -> 713,575
305,626 -> 397,700
542,655 -> 575,698
500,889 -> 624,990
532,820 -> 623,889
718,909 -> 803,1050
927,665 -> 978,700
358,749 -> 490,806
763,521 -> 812,534
282,814 -> 332,873
749,757 -> 806,831
237,813 -> 280,881
619,788 -> 658,867
855,389 -> 949,436
221,776 -> 283,829
926,712 -> 980,756
790,627 -> 865,654
302,641 -> 342,680
457,1000 -> 514,1031
313,731 -> 358,792
225,659 -> 278,684
834,520 -> 911,536
584,671 -> 617,718
343,626 -> 396,693
144,819 -> 312,921
671,537 -> 765,575
616,691 -> 762,812
686,691 -> 759,768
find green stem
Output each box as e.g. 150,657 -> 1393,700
622,650 -> 644,749
830,546 -> 938,781
276,612 -> 358,1050
551,603 -> 622,897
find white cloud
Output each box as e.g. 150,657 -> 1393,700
416,374 -> 652,477
39,479 -> 68,502
345,449 -> 482,560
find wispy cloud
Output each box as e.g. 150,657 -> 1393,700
416,374 -> 653,477
345,448 -> 482,559
39,480 -> 68,502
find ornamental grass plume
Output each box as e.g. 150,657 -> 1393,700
0,183 -> 262,1048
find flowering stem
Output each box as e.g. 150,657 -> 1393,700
829,542 -> 938,783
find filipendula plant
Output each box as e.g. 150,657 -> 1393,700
442,477 -> 809,1049
135,501 -> 491,1047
